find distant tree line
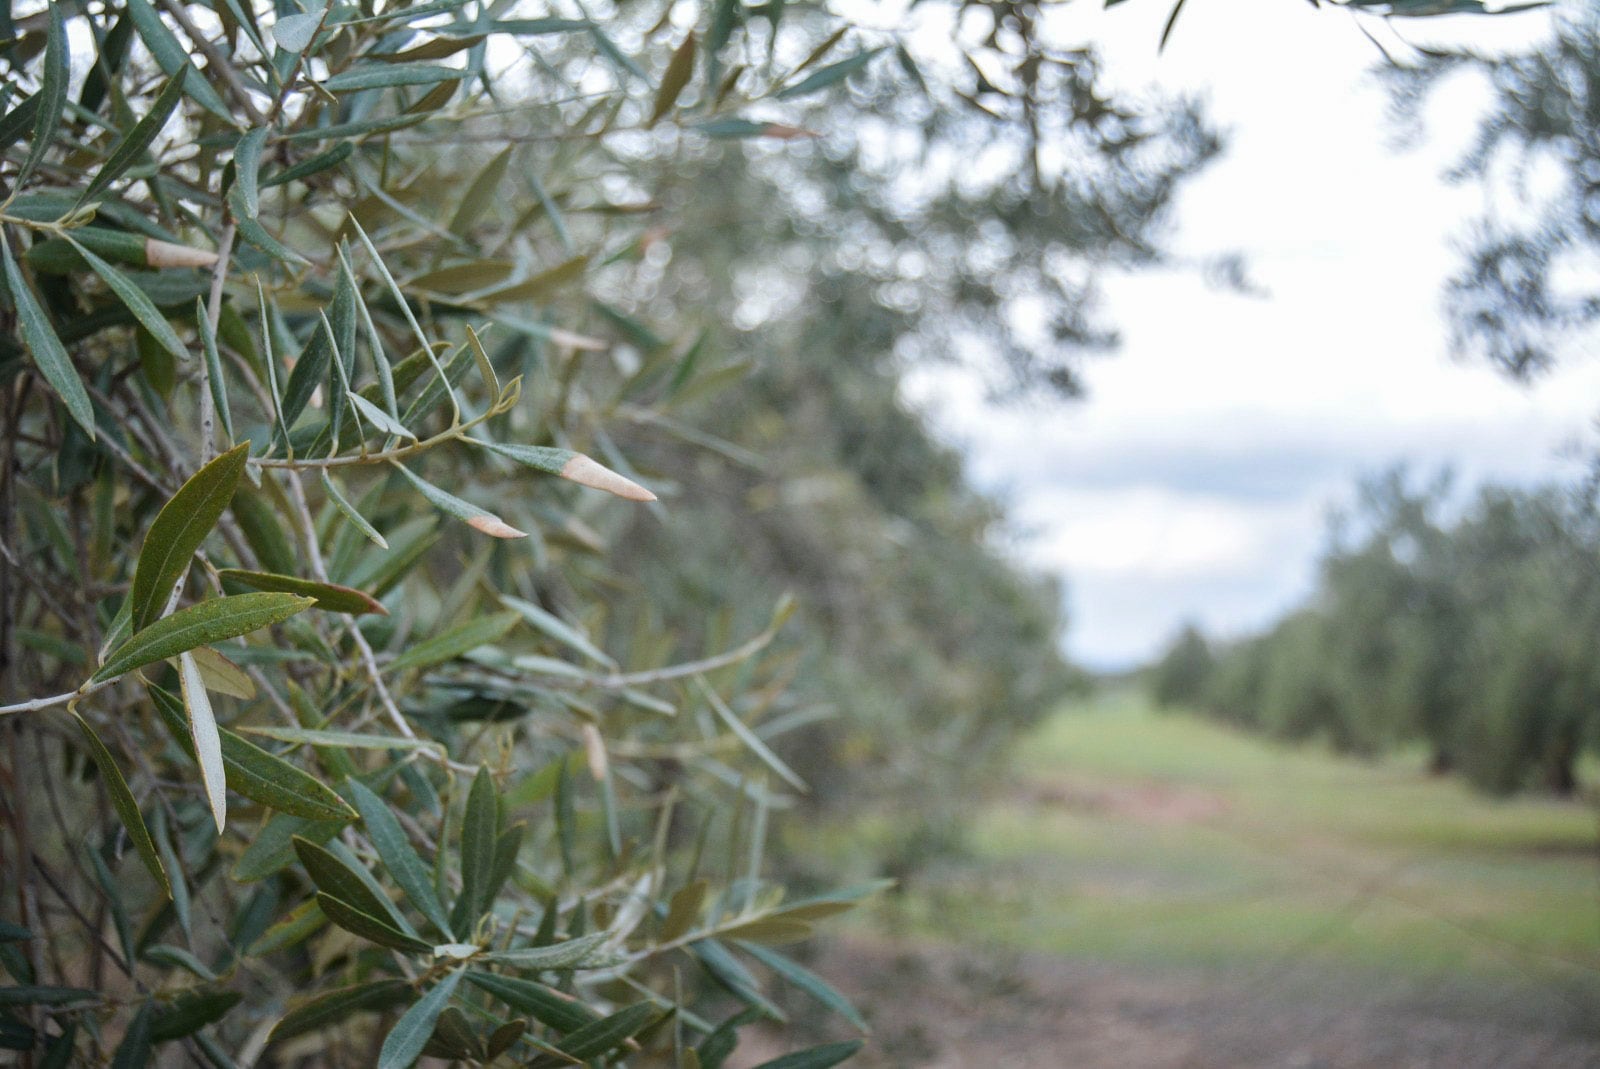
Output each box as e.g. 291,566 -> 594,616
1148,469 -> 1600,796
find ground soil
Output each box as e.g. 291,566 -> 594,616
736,931 -> 1600,1069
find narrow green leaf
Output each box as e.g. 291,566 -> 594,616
269,979 -> 411,1043
129,443 -> 249,630
92,593 -> 315,683
71,713 -> 169,897
15,5 -> 67,192
317,894 -> 432,953
262,143 -> 354,188
378,969 -> 464,1069
499,596 -> 615,667
448,146 -> 514,236
650,34 -> 697,126
0,986 -> 96,1006
149,989 -> 242,1042
195,299 -> 234,445
478,931 -> 618,971
109,1001 -> 153,1069
1,240 -> 95,439
125,0 -> 235,123
775,50 -> 881,100
734,941 -> 866,1031
0,94 -> 41,161
292,836 -> 414,933
66,236 -> 189,364
347,780 -> 453,939
0,922 -> 29,944
80,68 -> 190,206
385,610 -> 521,674
556,1001 -> 662,1062
465,971 -> 599,1033
238,726 -> 440,752
588,23 -> 648,82
218,569 -> 386,616
234,208 -> 310,265
455,768 -> 496,927
324,63 -> 460,92
317,474 -> 386,553
699,678 -> 807,793
231,126 -> 269,220
179,651 -> 227,832
749,1041 -> 864,1069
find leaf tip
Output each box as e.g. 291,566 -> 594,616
467,514 -> 528,539
559,454 -> 656,502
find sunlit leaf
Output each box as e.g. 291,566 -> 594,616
179,651 -> 227,833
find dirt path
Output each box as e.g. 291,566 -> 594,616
737,932 -> 1600,1069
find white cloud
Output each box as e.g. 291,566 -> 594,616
910,0 -> 1600,669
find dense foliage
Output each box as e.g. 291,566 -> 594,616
1155,470 -> 1600,795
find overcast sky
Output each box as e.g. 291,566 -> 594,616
907,0 -> 1600,670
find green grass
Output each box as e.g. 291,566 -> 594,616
846,689 -> 1600,999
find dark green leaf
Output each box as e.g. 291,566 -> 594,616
749,1041 -> 864,1069
262,143 -> 353,188
125,0 -> 234,123
15,5 -> 67,192
109,1000 -> 153,1069
128,443 -> 250,630
464,971 -> 599,1033
1,240 -> 94,439
775,49 -> 881,100
269,980 -> 411,1043
150,989 -> 242,1042
316,894 -> 431,953
0,986 -> 97,1006
347,780 -> 453,938
93,593 -> 315,683
377,969 -> 463,1069
454,767 -> 497,928
218,569 -> 386,616
66,236 -> 189,366
80,68 -> 190,206
553,1001 -> 661,1062
292,837 -> 413,935
71,712 -> 169,898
